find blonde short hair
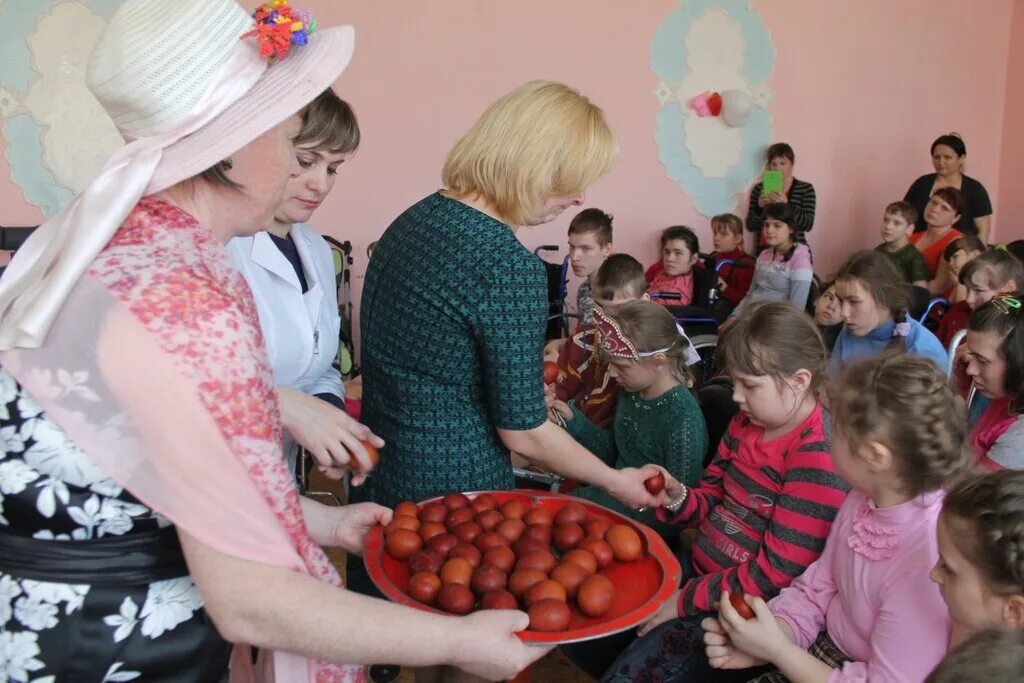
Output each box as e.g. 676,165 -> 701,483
442,81 -> 617,225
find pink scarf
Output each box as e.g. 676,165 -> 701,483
970,397 -> 1016,471
0,198 -> 362,682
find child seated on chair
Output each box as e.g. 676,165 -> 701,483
707,213 -> 754,318
727,203 -> 814,322
568,208 -> 614,325
942,234 -> 986,302
647,225 -> 700,307
552,254 -> 701,431
550,301 -> 707,538
875,200 -> 928,288
830,250 -> 947,377
938,248 -> 1023,349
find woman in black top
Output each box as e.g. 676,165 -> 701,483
746,142 -> 816,251
904,133 -> 992,241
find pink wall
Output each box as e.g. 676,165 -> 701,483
0,0 -> 1016,344
999,0 -> 1024,240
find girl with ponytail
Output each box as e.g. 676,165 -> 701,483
550,299 -> 708,538
830,250 -> 947,376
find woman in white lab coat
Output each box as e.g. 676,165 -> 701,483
227,89 -> 380,477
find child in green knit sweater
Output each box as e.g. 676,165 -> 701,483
551,300 -> 708,539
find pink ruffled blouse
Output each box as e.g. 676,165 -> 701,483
769,490 -> 950,682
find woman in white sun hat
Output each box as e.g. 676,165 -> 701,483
0,1 -> 548,681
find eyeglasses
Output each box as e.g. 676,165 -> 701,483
991,296 -> 1022,315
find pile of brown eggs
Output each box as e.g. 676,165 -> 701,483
383,493 -> 645,632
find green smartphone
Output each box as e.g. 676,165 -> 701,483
762,170 -> 783,195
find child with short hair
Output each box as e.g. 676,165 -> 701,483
552,301 -> 707,536
937,248 -> 1023,348
645,225 -> 701,307
730,204 -> 814,318
963,294 -> 1024,470
553,254 -> 699,430
568,208 -> 614,324
830,250 -> 947,376
932,470 -> 1024,647
602,301 -> 848,682
926,630 -> 1024,683
875,200 -> 928,287
704,354 -> 968,682
941,234 -> 986,300
708,213 -> 755,315
813,281 -> 843,353
911,187 -> 966,291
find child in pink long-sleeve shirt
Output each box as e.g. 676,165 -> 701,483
703,354 -> 969,682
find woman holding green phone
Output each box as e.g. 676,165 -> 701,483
746,142 -> 817,252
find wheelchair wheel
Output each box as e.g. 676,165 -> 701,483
689,333 -> 718,388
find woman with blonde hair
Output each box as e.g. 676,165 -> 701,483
355,82 -> 665,588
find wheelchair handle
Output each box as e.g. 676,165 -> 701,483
650,291 -> 682,301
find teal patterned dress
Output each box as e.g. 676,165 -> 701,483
358,193 -> 549,507
566,385 -> 707,539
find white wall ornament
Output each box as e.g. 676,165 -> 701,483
650,0 -> 776,217
1,0 -> 124,216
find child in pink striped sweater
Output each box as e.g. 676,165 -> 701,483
704,354 -> 969,682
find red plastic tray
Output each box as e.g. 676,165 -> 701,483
363,489 -> 682,644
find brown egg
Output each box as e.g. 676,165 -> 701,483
473,531 -> 509,552
470,493 -> 497,513
440,557 -> 473,586
480,589 -> 518,610
408,571 -> 442,605
437,583 -> 475,615
500,500 -> 529,520
508,568 -> 547,599
482,546 -> 516,574
513,537 -> 548,557
448,542 -> 482,568
528,599 -> 572,632
577,574 -> 615,618
408,549 -> 445,575
578,537 -> 614,569
419,502 -> 448,524
475,509 -> 503,531
524,507 -> 554,527
606,525 -> 643,562
453,521 -> 483,544
445,507 -> 476,530
426,532 -> 458,557
553,523 -> 584,552
470,565 -> 507,595
554,502 -> 588,526
550,562 -> 589,599
523,524 -> 552,545
443,492 -> 471,510
516,550 -> 557,575
496,519 -> 526,544
418,521 -> 447,543
395,501 -> 420,519
561,549 -> 598,575
386,516 -> 421,535
385,529 -> 423,561
584,518 -> 612,539
524,578 -> 567,606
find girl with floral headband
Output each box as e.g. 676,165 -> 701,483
549,300 -> 707,538
963,293 -> 1024,470
704,354 -> 968,682
830,250 -> 947,377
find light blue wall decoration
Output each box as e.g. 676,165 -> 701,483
650,0 -> 776,217
0,0 -> 124,217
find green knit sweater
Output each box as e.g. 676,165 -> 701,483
565,384 -> 707,539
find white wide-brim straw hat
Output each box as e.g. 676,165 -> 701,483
0,0 -> 355,350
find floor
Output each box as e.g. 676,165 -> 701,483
308,472 -> 594,683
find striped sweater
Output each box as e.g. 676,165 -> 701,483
657,402 -> 849,617
746,178 -> 817,240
